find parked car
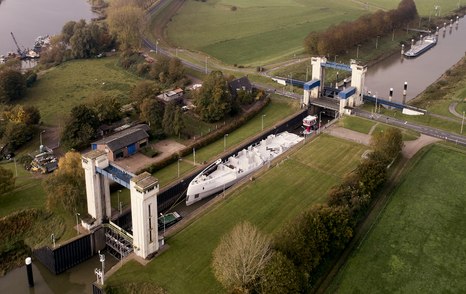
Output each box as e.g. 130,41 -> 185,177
158,212 -> 182,231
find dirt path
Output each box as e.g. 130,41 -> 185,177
449,102 -> 464,119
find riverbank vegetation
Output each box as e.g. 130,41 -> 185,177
329,144 -> 466,292
305,0 -> 418,56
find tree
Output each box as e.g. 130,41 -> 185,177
3,105 -> 41,125
193,71 -> 232,122
139,98 -> 165,132
260,251 -> 303,294
0,165 -> 15,196
2,122 -> 34,151
371,127 -> 403,160
43,151 -> 86,213
162,101 -> 176,135
212,222 -> 272,293
131,81 -> 160,104
61,104 -> 99,150
107,3 -> 146,50
88,94 -> 122,124
172,106 -> 185,137
0,69 -> 26,103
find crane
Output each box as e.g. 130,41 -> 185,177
10,32 -> 26,59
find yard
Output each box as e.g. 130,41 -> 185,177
328,144 -> 466,292
106,134 -> 367,293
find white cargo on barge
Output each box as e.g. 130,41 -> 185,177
186,131 -> 303,206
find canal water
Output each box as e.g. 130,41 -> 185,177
0,0 -> 96,56
0,252 -> 118,294
365,16 -> 466,103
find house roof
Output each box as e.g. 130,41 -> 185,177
93,125 -> 149,152
228,76 -> 252,96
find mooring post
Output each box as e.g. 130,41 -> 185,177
25,257 -> 34,287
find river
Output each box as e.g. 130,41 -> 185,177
0,0 -> 96,56
0,252 -> 118,294
365,16 -> 466,103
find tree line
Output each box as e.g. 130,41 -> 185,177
212,128 -> 403,293
304,0 -> 418,56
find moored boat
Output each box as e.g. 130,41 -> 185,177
186,131 -> 303,206
404,35 -> 437,58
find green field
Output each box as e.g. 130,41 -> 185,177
338,116 -> 420,140
166,0 -> 462,65
329,144 -> 466,293
22,57 -> 141,125
107,134 -> 367,293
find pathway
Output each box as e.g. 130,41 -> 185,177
449,102 -> 464,119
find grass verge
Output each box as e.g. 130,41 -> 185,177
106,134 -> 367,293
329,144 -> 466,292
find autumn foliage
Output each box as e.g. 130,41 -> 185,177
305,0 -> 418,56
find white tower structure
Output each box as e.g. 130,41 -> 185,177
130,172 -> 159,259
350,60 -> 367,107
82,150 -> 111,228
303,56 -> 327,106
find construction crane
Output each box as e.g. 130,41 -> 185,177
10,32 -> 26,59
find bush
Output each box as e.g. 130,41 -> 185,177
140,146 -> 158,158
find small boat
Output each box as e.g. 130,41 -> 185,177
186,131 -> 303,206
404,35 -> 437,58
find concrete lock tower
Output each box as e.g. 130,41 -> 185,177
350,60 -> 367,107
303,56 -> 327,106
130,172 -> 159,259
82,150 -> 111,227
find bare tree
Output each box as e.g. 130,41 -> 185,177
212,221 -> 272,293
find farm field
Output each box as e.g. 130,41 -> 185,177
107,134 -> 367,293
21,57 -> 141,125
166,0 -> 462,65
329,144 -> 466,293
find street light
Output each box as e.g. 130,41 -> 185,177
261,114 -> 266,131
356,44 -> 361,58
94,250 -> 105,285
40,130 -> 46,147
334,55 -> 338,62
117,190 -> 122,214
461,111 -> 465,134
224,134 -> 229,151
205,56 -> 209,74
160,213 -> 166,236
155,40 -> 159,54
376,35 -> 380,49
75,212 -> 80,235
319,111 -> 325,131
177,158 -> 182,178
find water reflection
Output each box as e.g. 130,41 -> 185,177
0,253 -> 118,294
365,16 -> 466,103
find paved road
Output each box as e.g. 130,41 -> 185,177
353,108 -> 466,147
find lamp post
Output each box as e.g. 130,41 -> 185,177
319,111 -> 325,131
155,40 -> 159,54
461,111 -> 465,134
205,56 -> 209,74
177,158 -> 182,178
336,71 -> 339,88
334,55 -> 338,62
160,213 -> 166,236
117,190 -> 122,214
224,134 -> 229,151
261,115 -> 266,131
95,250 -> 105,285
356,44 -> 361,58
40,130 -> 46,147
376,35 -> 380,49
75,212 -> 80,235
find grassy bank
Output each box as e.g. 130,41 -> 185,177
329,144 -> 466,292
21,57 -> 141,125
106,134 -> 367,293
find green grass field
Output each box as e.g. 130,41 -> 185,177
329,144 -> 466,293
166,0 -> 462,66
107,134 -> 367,293
21,57 -> 141,125
154,95 -> 299,186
